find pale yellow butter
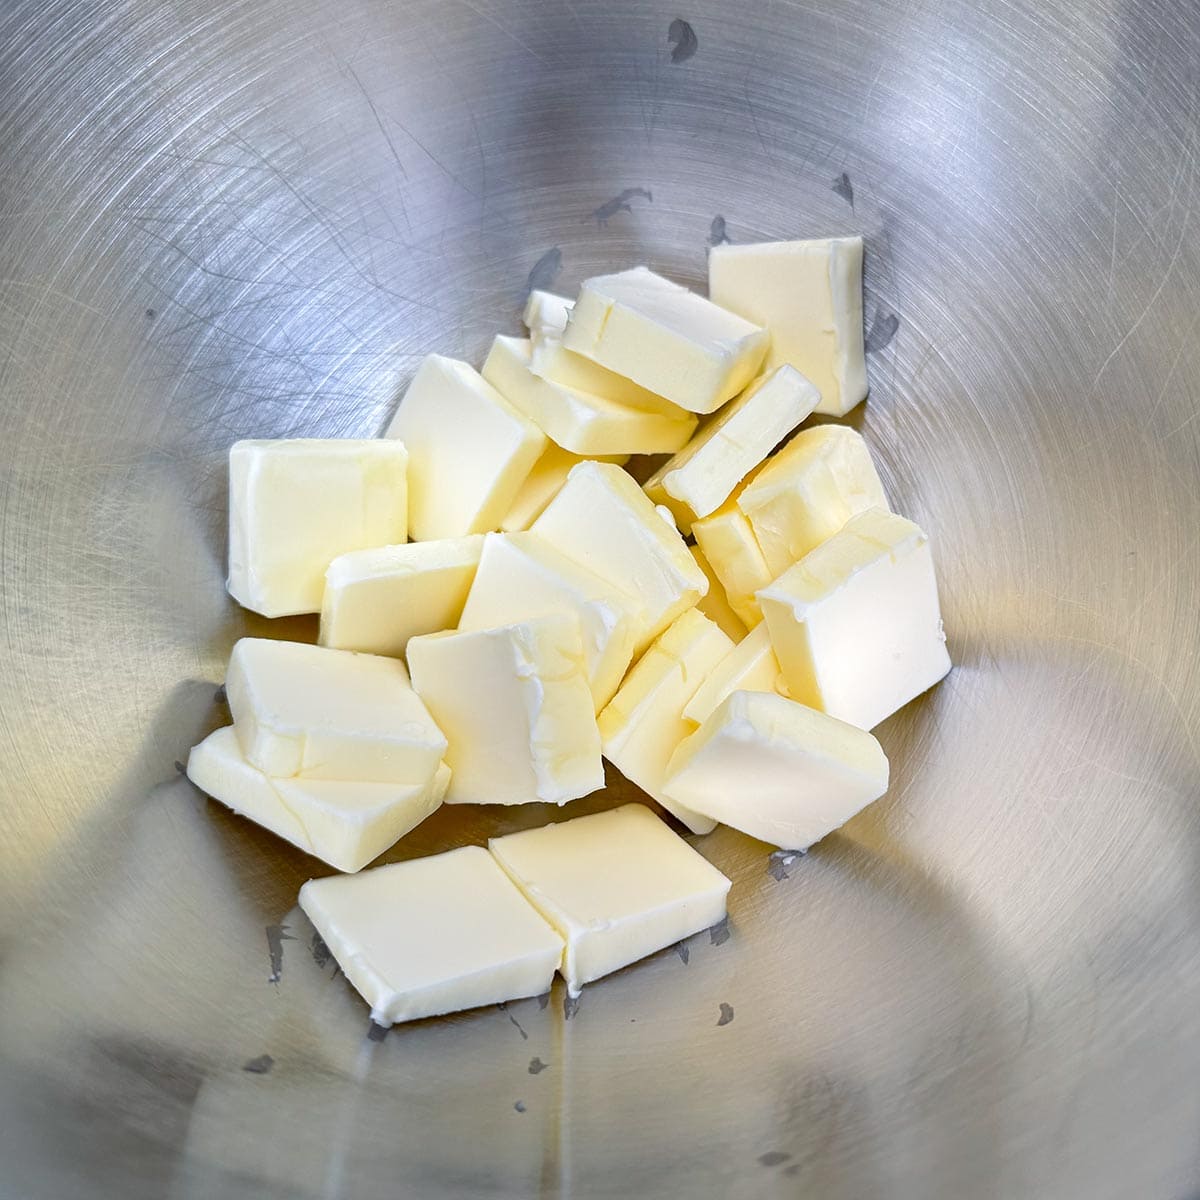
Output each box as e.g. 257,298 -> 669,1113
187,727 -> 449,873
385,353 -> 545,540
598,609 -> 734,834
299,846 -> 564,1025
489,804 -> 731,996
562,266 -> 769,414
664,690 -> 889,849
319,536 -> 483,657
709,237 -> 867,417
682,623 -> 783,726
227,439 -> 408,619
407,615 -> 604,806
758,507 -> 951,730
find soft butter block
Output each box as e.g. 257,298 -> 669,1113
488,804 -> 731,996
759,507 -> 951,730
187,727 -> 449,873
683,623 -> 783,726
562,267 -> 769,414
227,439 -> 409,619
523,291 -> 683,413
319,536 -> 484,657
709,237 -> 867,417
598,609 -> 733,833
532,461 -> 707,654
299,847 -> 564,1025
643,365 -> 819,523
737,424 -> 889,578
385,354 -> 546,540
407,616 -> 604,806
692,483 -> 773,629
689,544 -> 748,642
459,532 -> 639,712
664,690 -> 889,849
483,335 -> 695,456
225,638 -> 447,784
500,444 -> 627,533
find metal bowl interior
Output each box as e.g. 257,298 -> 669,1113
1,2 -> 1199,1197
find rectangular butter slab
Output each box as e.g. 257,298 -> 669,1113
643,365 -> 819,523
319,536 -> 484,657
562,267 -> 769,414
664,690 -> 889,850
689,543 -> 748,642
692,483 -> 773,629
225,638 -> 447,783
488,804 -> 731,996
227,439 -> 408,619
598,608 -> 734,834
483,335 -> 695,456
737,424 -> 889,578
459,532 -> 639,712
759,507 -> 951,730
500,444 -> 626,533
299,846 -> 564,1025
187,727 -> 449,873
709,238 -> 867,417
407,616 -> 604,806
385,354 -> 546,540
531,460 -> 707,654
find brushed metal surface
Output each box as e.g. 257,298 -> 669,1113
1,0 -> 1199,1196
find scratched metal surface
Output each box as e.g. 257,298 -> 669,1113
0,0 -> 1198,1196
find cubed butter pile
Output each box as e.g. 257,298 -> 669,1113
188,240 -> 952,1027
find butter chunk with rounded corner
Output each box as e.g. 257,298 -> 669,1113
319,536 -> 483,657
483,335 -> 695,456
664,689 -> 889,849
227,438 -> 408,619
709,237 -> 867,417
531,460 -> 707,654
299,846 -> 564,1025
225,638 -> 447,784
407,616 -> 603,807
737,424 -> 889,578
598,609 -> 733,834
187,727 -> 449,873
384,354 -> 546,540
562,267 -> 769,414
758,507 -> 951,730
459,532 -> 640,712
643,365 -> 819,523
488,804 -> 730,996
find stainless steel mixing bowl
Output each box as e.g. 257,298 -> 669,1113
2,1 -> 1198,1196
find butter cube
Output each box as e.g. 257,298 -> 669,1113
598,609 -> 734,834
689,544 -> 748,642
482,336 -> 696,456
643,366 -> 819,523
459,533 -> 639,712
759,508 -> 951,730
692,485 -> 773,629
562,266 -> 769,414
299,846 -> 564,1025
531,461 -> 707,654
384,354 -> 546,540
664,690 -> 889,849
682,623 -> 783,726
489,804 -> 731,996
187,727 -> 449,873
319,536 -> 483,657
407,616 -> 603,806
523,291 -> 682,412
709,238 -> 867,416
737,424 -> 889,578
225,638 -> 447,784
227,439 -> 409,618
500,444 -> 628,533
